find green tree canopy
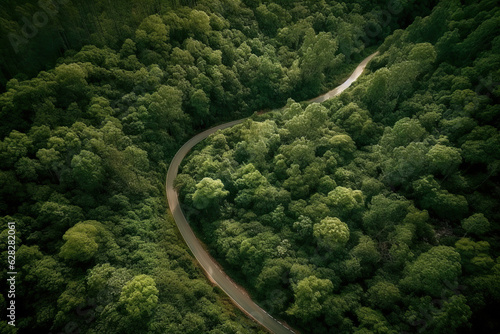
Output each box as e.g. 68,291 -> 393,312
462,213 -> 491,236
287,275 -> 334,322
59,220 -> 106,262
367,281 -> 401,310
400,246 -> 462,297
71,150 -> 105,192
119,274 -> 159,318
313,216 -> 350,249
192,177 -> 229,210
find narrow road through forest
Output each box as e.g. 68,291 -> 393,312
165,51 -> 379,334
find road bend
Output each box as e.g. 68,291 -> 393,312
166,51 -> 379,334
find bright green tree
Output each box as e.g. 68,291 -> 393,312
192,177 -> 229,210
59,221 -> 105,262
313,216 -> 350,249
119,274 -> 159,318
328,186 -> 363,219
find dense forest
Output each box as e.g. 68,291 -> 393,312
0,0 -> 497,333
176,1 -> 500,333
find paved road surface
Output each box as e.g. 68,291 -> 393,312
309,51 -> 379,103
166,51 -> 379,334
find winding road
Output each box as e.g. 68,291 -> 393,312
165,51 -> 379,334
309,52 -> 379,103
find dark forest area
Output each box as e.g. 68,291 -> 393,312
1,0 -> 498,333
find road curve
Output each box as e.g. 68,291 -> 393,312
166,51 -> 379,334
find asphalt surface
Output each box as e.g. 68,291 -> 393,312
165,51 -> 379,334
309,51 -> 379,103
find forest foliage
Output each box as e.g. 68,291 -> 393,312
0,0 -> 497,333
176,1 -> 500,333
